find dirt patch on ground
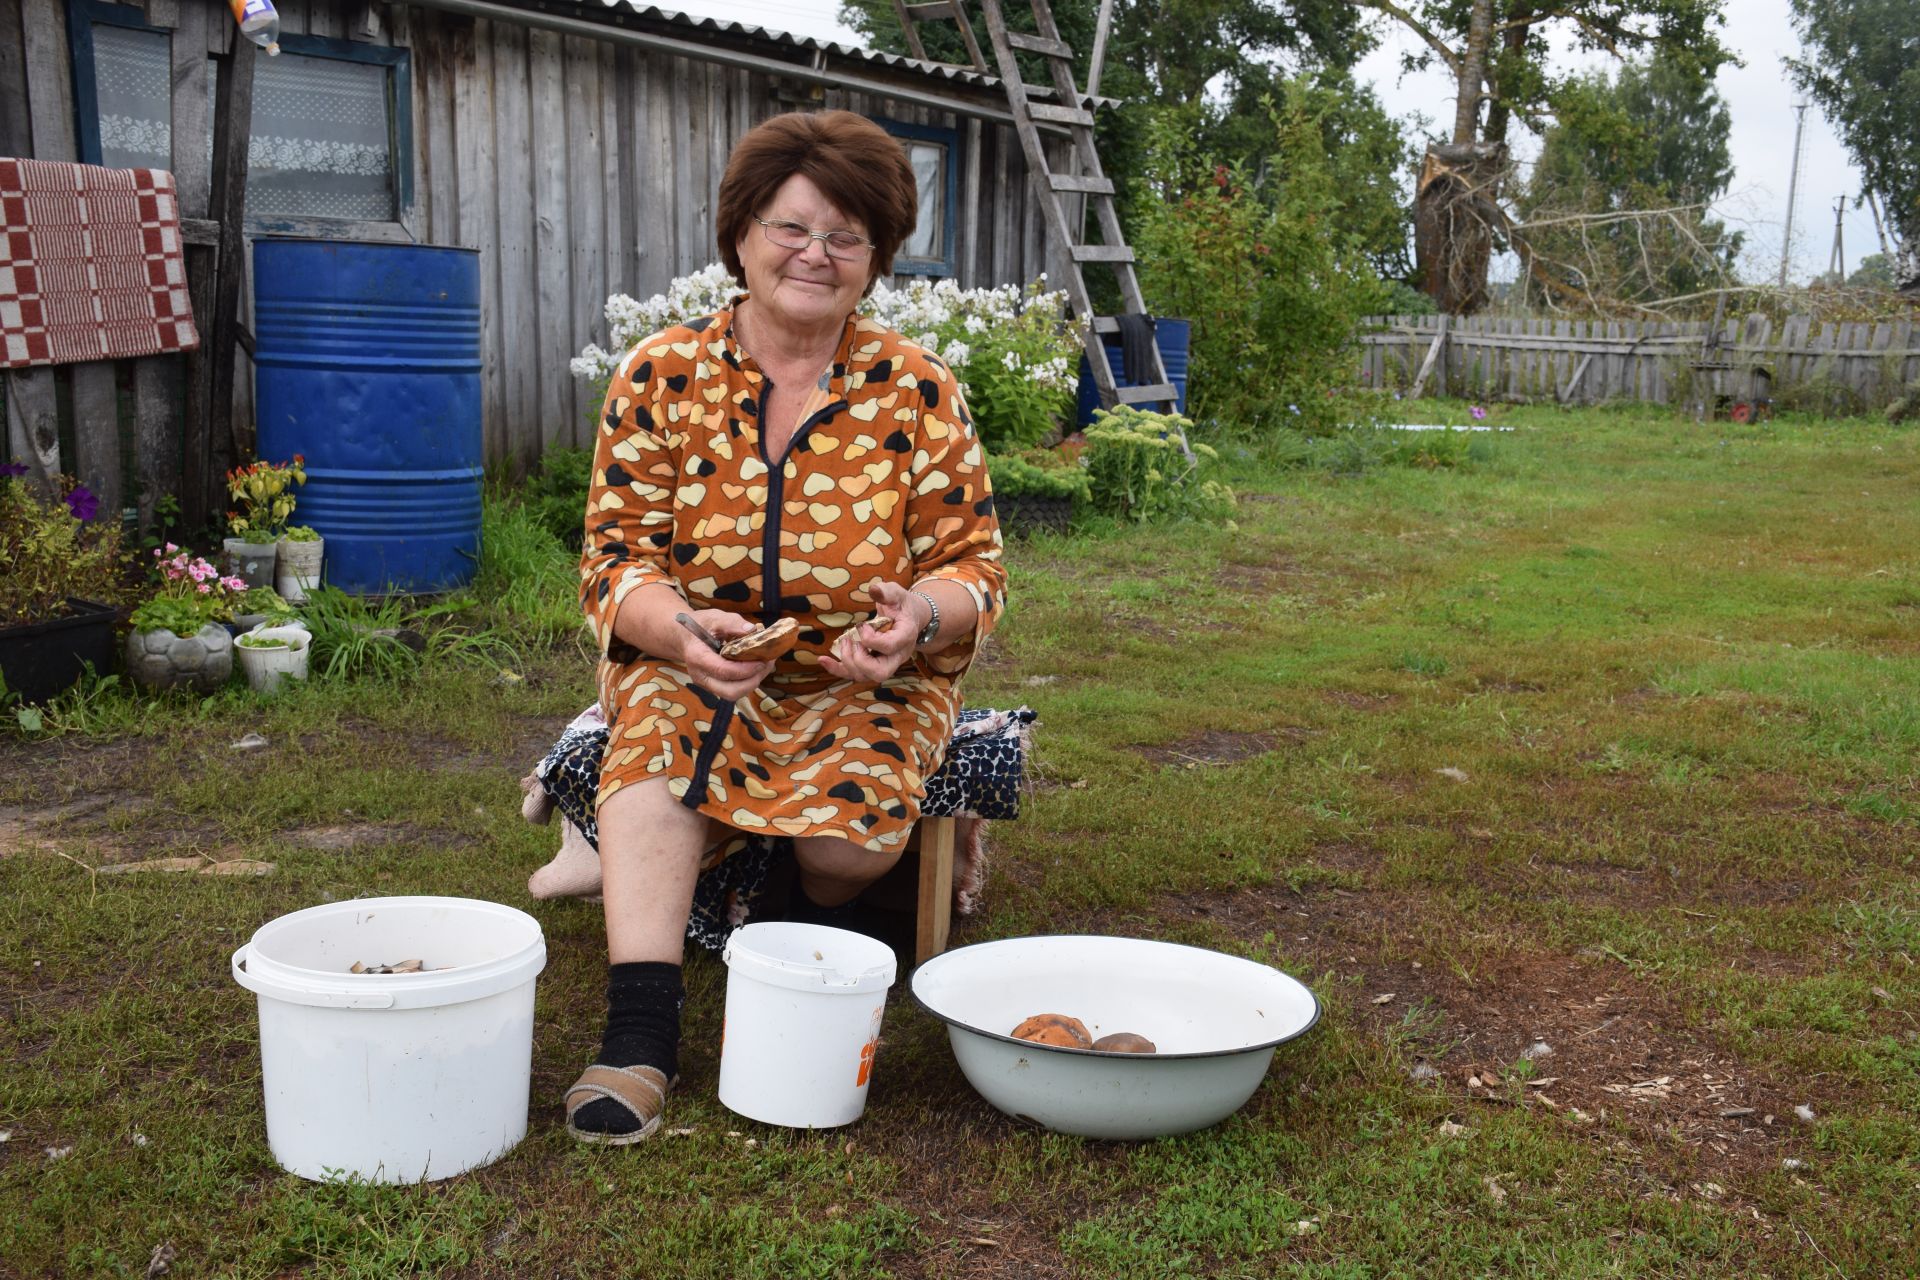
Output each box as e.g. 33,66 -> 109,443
1128,730 -> 1277,768
281,822 -> 423,852
1152,880 -> 1821,1190
1321,689 -> 1401,711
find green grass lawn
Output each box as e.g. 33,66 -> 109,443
3,401 -> 1916,1278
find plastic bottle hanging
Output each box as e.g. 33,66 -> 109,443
229,0 -> 282,55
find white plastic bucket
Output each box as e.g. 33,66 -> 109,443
230,895 -> 546,1183
718,923 -> 897,1128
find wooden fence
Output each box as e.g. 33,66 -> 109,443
1358,313 -> 1920,412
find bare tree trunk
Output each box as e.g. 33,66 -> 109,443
1452,0 -> 1494,142
1483,3 -> 1532,146
1416,141 -> 1508,314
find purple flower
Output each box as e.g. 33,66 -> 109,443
1470,405 -> 1488,421
64,485 -> 99,522
0,461 -> 29,479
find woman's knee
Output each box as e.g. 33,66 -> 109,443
794,835 -> 900,887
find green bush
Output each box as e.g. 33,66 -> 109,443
987,452 -> 1092,502
1082,407 -> 1235,524
1132,87 -> 1388,437
521,447 -> 595,550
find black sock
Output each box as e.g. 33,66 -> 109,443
784,885 -> 864,928
573,961 -> 683,1135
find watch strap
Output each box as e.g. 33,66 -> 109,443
910,590 -> 940,646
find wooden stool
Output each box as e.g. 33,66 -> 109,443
913,815 -> 958,965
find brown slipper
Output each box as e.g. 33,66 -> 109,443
563,1064 -> 676,1146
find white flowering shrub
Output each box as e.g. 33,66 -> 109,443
571,267 -> 1085,454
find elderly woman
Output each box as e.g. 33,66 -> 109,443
564,110 -> 1006,1144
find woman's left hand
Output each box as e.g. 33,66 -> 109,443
819,580 -> 926,684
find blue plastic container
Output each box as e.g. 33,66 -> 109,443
1074,317 -> 1190,429
253,240 -> 483,595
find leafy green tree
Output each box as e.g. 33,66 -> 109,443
1847,254 -> 1897,291
1518,51 -> 1742,309
1787,0 -> 1919,290
1351,0 -> 1732,311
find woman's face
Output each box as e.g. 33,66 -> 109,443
735,172 -> 871,341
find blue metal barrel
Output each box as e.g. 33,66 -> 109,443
253,240 -> 483,595
1074,317 -> 1191,429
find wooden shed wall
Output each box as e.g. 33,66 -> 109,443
4,0 -> 1062,486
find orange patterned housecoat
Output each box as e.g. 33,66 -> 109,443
579,299 -> 1007,855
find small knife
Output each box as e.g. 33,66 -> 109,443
674,612 -> 724,654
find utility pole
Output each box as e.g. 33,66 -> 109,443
1865,190 -> 1894,261
1825,196 -> 1846,282
1778,102 -> 1809,287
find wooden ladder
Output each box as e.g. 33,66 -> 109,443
888,0 -> 1177,414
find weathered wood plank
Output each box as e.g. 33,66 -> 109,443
131,355 -> 179,533
449,13 -> 502,463
675,57 -> 712,277
602,40 -> 627,297
563,32 -> 605,447
634,49 -> 675,296
276,0 -> 308,38
21,0 -> 76,160
527,25 -> 570,451
168,0 -> 211,217
493,18 -> 538,470
306,0 -> 342,40
0,0 -> 33,160
4,367 -> 61,481
203,37 -> 255,519
70,362 -> 122,517
421,14 -> 458,245
960,116 -> 982,289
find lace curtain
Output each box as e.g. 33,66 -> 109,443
91,23 -> 397,222
209,52 -> 396,221
94,25 -> 172,171
901,139 -> 947,264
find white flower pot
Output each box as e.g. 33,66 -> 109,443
275,537 -> 325,604
236,625 -> 311,695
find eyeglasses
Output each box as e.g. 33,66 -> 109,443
754,215 -> 874,261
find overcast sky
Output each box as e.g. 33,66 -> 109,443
639,0 -> 1885,284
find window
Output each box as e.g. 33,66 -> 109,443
876,119 -> 959,277
69,5 -> 412,226
206,39 -> 411,223
208,38 -> 411,222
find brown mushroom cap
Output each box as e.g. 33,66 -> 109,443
1091,1032 -> 1158,1054
1010,1013 -> 1093,1049
721,616 -> 800,662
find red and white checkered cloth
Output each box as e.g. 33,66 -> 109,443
0,158 -> 200,368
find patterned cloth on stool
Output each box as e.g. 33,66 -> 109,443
531,705 -> 1033,952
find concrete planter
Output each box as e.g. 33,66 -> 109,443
275,537 -> 324,604
126,623 -> 233,693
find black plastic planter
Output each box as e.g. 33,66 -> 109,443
0,599 -> 117,705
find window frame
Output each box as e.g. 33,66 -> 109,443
65,3 -> 415,228
875,117 -> 960,278
65,0 -> 168,168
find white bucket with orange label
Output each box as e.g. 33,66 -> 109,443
718,922 -> 896,1128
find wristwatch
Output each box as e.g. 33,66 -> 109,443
910,590 -> 940,647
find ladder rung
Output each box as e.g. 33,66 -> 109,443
1005,31 -> 1073,58
903,2 -> 960,18
1048,172 -> 1113,195
1113,383 -> 1179,405
1024,102 -> 1095,127
1071,244 -> 1134,263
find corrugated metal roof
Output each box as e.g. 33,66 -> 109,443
598,1 -> 1004,89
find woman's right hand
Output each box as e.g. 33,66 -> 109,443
678,608 -> 774,703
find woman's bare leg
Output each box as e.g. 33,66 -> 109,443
793,835 -> 902,908
597,778 -> 711,963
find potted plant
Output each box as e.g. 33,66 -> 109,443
0,464 -> 125,705
224,455 -> 306,589
235,624 -> 310,695
125,546 -> 249,693
230,585 -> 296,633
275,523 -> 324,604
987,450 -> 1092,537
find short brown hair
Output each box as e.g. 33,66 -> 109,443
716,111 -> 919,293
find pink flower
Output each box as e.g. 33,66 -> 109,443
197,583 -> 211,594
221,576 -> 247,591
165,542 -> 178,553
